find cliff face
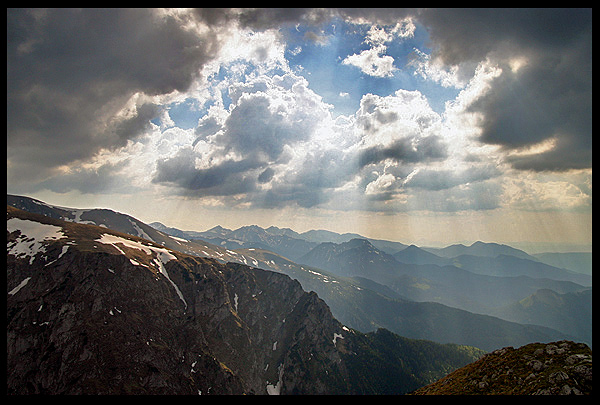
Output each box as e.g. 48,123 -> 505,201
411,340 -> 592,395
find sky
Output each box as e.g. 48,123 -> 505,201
7,8 -> 592,251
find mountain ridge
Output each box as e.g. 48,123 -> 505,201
293,236 -> 591,346
7,204 -> 486,394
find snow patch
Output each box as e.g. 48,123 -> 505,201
8,277 -> 31,295
95,234 -> 175,259
153,256 -> 187,309
266,365 -> 284,395
45,245 -> 70,267
7,218 -> 67,263
333,333 -> 344,346
65,209 -> 95,225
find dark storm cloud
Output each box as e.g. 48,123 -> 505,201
35,160 -> 136,195
416,8 -> 591,65
358,136 -> 447,168
468,46 -> 591,171
415,8 -> 592,171
7,8 -> 219,182
236,8 -> 326,29
190,8 -> 333,30
153,148 -> 261,196
257,168 -> 275,184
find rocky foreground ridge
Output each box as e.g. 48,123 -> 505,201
411,340 -> 592,395
7,205 -> 482,394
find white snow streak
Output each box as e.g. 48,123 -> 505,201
8,277 -> 31,295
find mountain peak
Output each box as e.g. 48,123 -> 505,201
342,238 -> 375,249
393,244 -> 449,266
265,226 -> 300,238
208,225 -> 231,232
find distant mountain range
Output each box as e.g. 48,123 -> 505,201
151,219 -> 592,349
151,215 -> 591,284
150,221 -> 409,260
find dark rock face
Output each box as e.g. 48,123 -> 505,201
7,206 -> 351,394
411,340 -> 592,395
8,242 -> 240,393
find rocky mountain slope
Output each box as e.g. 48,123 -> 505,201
411,340 -> 592,395
7,205 -> 483,394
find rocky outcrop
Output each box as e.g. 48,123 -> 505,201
411,340 -> 592,395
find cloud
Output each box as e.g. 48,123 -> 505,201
7,8 -> 591,217
415,8 -> 592,171
303,30 -> 330,45
468,53 -> 592,171
219,88 -> 317,160
354,90 -> 447,167
416,9 -> 591,65
7,8 -> 219,183
156,67 -> 456,210
153,147 -> 261,196
365,172 -> 397,196
502,172 -> 592,212
251,146 -> 360,209
341,19 -> 414,78
257,167 -> 275,184
152,69 -> 337,204
358,137 -> 446,168
408,48 -> 465,88
403,165 -> 501,191
234,8 -> 332,30
35,160 -> 135,195
342,45 -> 397,78
408,181 -> 503,212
